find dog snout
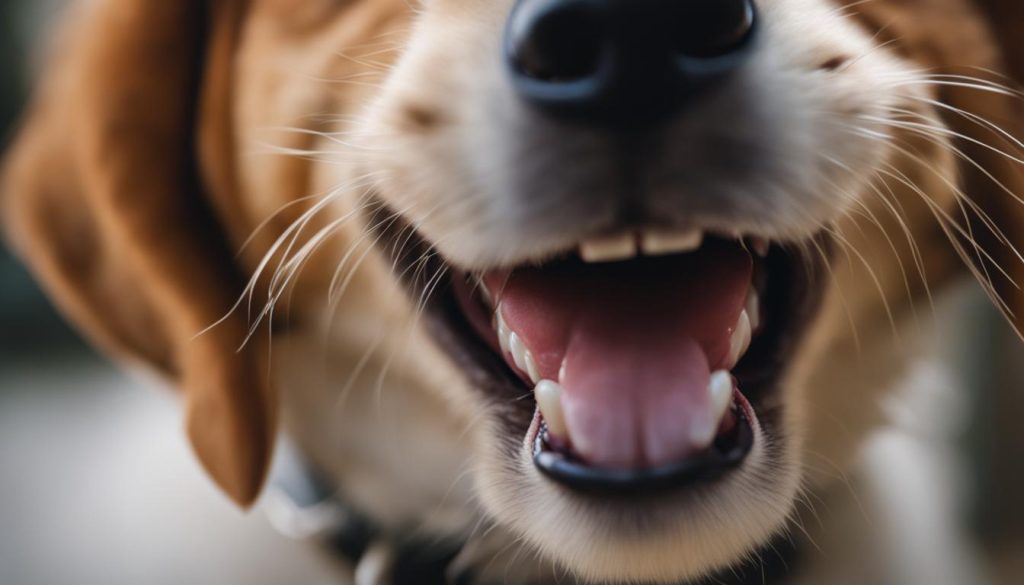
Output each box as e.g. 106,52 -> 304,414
505,0 -> 757,125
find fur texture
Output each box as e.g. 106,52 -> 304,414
3,0 -> 1024,583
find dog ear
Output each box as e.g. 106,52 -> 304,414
1,0 -> 273,506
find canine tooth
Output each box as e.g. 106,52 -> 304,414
580,233 -> 637,263
524,350 -> 541,384
724,310 -> 752,369
535,380 -> 568,438
709,370 -> 734,426
641,229 -> 704,256
496,308 -> 512,355
745,289 -> 760,332
508,332 -> 531,375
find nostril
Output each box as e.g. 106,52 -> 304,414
505,0 -> 759,124
508,2 -> 607,82
672,0 -> 756,59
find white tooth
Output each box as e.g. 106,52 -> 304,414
509,332 -> 531,375
580,233 -> 637,263
708,370 -> 734,426
524,350 -> 541,384
535,380 -> 568,438
496,308 -> 511,355
497,307 -> 540,382
724,310 -> 752,369
745,288 -> 760,332
641,229 -> 704,256
750,237 -> 770,258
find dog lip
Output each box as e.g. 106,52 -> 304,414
531,390 -> 755,495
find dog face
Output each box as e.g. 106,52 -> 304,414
349,0 -> 959,581
5,0 -> 1024,583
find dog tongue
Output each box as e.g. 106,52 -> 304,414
489,241 -> 751,469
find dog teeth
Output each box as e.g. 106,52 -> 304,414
640,229 -> 704,256
496,307 -> 512,355
535,380 -> 568,438
708,370 -> 734,427
724,309 -> 752,370
496,306 -> 541,383
580,233 -> 638,263
524,349 -> 541,384
508,333 -> 532,380
579,230 -> 770,262
745,288 -> 760,332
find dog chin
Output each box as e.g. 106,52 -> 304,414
471,412 -> 801,584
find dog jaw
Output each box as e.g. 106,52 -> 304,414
471,408 -> 802,583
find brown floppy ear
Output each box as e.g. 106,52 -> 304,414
1,0 -> 272,506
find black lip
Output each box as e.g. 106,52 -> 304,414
532,402 -> 754,495
368,201 -> 833,483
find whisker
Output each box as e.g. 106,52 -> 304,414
846,189 -> 921,330
879,76 -> 1021,99
843,124 -> 1021,285
868,170 -> 937,316
193,176 -> 379,342
825,222 -> 902,342
809,236 -> 862,354
876,161 -> 1016,318
876,125 -> 1024,270
862,112 -> 1024,169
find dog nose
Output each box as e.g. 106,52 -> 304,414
505,0 -> 757,125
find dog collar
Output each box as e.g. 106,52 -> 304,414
265,441 -> 800,585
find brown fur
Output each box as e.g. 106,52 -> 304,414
3,0 -> 1024,580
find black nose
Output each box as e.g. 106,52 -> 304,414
505,0 -> 757,125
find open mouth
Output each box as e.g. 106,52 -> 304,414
374,211 -> 829,496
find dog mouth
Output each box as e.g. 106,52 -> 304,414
459,234 -> 763,490
374,211 -> 829,495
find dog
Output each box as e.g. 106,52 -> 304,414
3,0 -> 1024,583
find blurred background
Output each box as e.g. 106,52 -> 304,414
0,2 -> 343,584
1,2 -> 1023,585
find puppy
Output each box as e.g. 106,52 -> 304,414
3,0 -> 1024,583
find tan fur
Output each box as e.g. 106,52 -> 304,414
3,0 -> 1024,582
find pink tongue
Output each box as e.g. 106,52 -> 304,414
489,241 -> 751,469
